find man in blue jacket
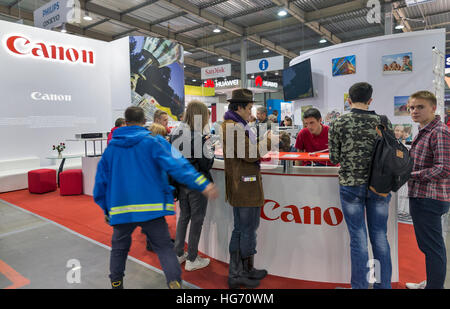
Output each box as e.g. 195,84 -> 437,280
94,106 -> 218,289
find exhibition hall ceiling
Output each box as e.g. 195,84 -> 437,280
0,0 -> 449,84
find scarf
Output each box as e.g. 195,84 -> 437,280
223,110 -> 257,144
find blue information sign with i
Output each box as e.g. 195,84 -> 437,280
259,59 -> 269,71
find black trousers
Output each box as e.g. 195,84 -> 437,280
109,217 -> 181,286
409,197 -> 450,289
174,187 -> 208,262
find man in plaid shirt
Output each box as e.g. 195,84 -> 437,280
407,91 -> 450,289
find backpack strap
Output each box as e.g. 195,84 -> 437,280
378,115 -> 389,131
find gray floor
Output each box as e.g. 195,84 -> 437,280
0,200 -> 197,289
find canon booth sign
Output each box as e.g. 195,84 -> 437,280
3,34 -> 95,65
0,19 -> 113,164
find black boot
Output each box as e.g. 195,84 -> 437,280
242,255 -> 267,280
111,279 -> 123,289
228,251 -> 260,289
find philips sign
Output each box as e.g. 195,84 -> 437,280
33,0 -> 81,30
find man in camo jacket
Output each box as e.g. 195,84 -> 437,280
329,82 -> 394,289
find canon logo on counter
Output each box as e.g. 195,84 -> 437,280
3,35 -> 94,65
31,91 -> 72,102
261,199 -> 344,226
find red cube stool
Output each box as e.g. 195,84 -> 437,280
28,169 -> 57,194
60,169 -> 83,196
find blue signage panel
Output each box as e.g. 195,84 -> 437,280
446,54 -> 450,69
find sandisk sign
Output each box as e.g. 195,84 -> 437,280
261,199 -> 344,226
3,34 -> 95,65
201,63 -> 231,80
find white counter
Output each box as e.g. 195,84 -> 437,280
192,160 -> 398,284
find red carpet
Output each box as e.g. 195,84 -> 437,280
0,189 -> 426,289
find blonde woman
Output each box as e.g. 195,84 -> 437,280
149,123 -> 168,137
170,100 -> 214,271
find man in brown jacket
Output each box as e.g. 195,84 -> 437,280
221,88 -> 272,289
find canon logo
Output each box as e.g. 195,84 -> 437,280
4,35 -> 94,65
261,199 -> 344,226
31,91 -> 71,102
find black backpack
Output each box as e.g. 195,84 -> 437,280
368,115 -> 414,196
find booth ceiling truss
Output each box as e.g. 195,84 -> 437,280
0,0 -> 449,83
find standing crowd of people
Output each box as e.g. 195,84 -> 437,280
95,82 -> 449,290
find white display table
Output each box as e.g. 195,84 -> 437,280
192,160 -> 398,284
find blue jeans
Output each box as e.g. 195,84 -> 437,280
110,217 -> 181,287
409,198 -> 450,289
229,207 -> 261,259
339,184 -> 392,289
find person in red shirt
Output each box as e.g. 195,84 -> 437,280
295,108 -> 330,166
107,118 -> 126,145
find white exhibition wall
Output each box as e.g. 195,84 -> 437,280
0,20 -> 130,165
290,29 -> 446,134
109,36 -> 132,122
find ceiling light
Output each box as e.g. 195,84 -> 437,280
218,58 -> 223,62
213,28 -> 221,33
61,24 -> 67,33
278,10 -> 287,17
192,79 -> 196,82
83,11 -> 93,21
263,49 -> 269,53
319,38 -> 327,44
395,24 -> 405,30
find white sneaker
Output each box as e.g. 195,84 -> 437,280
405,280 -> 426,289
185,256 -> 210,271
177,252 -> 188,264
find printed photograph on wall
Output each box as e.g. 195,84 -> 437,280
344,93 -> 351,112
394,96 -> 410,116
393,123 -> 413,144
382,52 -> 412,74
324,109 -> 342,126
332,55 -> 356,76
129,36 -> 185,121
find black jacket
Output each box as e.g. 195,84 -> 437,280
170,124 -> 214,185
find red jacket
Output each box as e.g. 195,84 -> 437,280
107,127 -> 119,145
